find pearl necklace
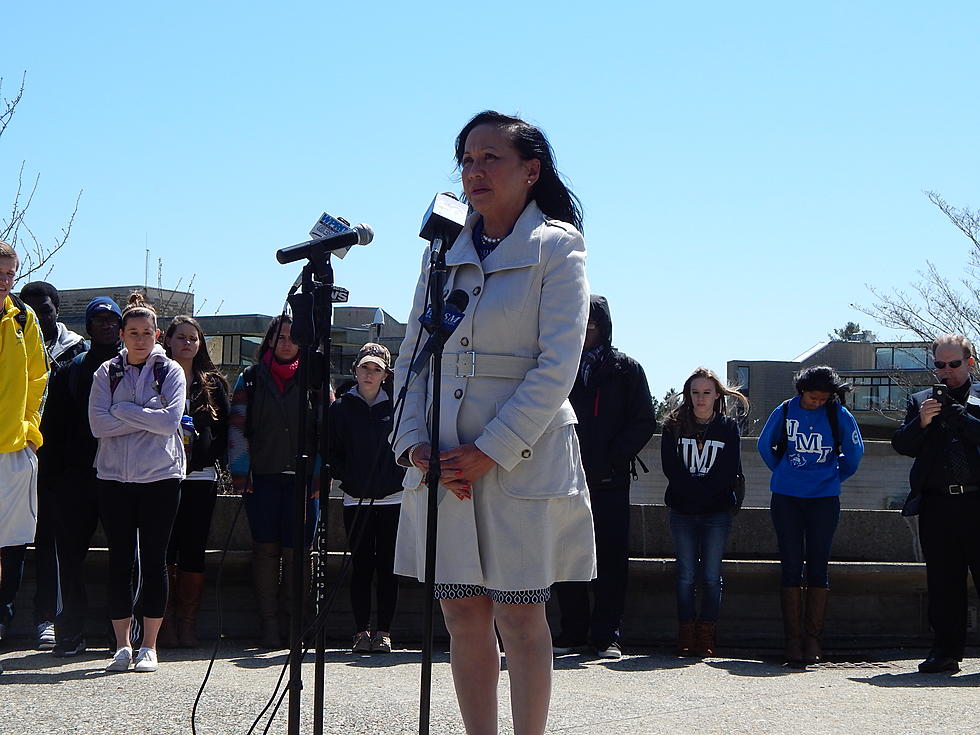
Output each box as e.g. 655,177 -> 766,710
481,233 -> 504,246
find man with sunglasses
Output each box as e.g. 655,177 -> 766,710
893,333 -> 980,674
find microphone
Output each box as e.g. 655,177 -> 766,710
276,223 -> 373,264
409,289 -> 470,378
419,193 -> 468,246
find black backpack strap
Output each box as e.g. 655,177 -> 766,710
151,360 -> 169,395
108,356 -> 126,397
9,293 -> 29,331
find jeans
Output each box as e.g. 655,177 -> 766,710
770,492 -> 840,588
668,510 -> 732,622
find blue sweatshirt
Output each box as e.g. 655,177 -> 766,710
757,396 -> 864,498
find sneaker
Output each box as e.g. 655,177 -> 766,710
133,647 -> 158,673
352,631 -> 372,653
36,622 -> 56,650
596,642 -> 622,660
552,635 -> 588,655
105,646 -> 133,672
370,633 -> 392,653
52,636 -> 87,657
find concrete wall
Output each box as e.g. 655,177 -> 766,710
631,437 -> 913,510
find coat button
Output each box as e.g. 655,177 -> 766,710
521,449 -> 531,458
472,286 -> 482,296
454,389 -> 463,399
460,337 -> 469,347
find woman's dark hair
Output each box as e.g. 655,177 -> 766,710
121,291 -> 157,328
20,281 -> 59,310
664,366 -> 750,436
164,315 -> 228,419
258,314 -> 292,361
794,365 -> 851,403
454,110 -> 583,232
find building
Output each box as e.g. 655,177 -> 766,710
727,335 -> 935,439
56,286 -> 406,389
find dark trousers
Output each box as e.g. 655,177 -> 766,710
245,474 -> 320,548
553,486 -> 630,648
166,479 -> 218,573
53,469 -> 103,643
98,479 -> 181,620
343,503 -> 400,632
919,493 -> 980,658
770,493 -> 840,588
0,477 -> 58,626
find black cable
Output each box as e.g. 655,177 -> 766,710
191,468 -> 245,735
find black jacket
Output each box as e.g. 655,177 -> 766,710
186,373 -> 231,473
569,295 -> 657,490
662,414 -> 741,514
326,389 -> 405,499
892,380 -> 980,515
39,341 -> 122,480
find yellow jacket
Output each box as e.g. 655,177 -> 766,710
0,295 -> 49,452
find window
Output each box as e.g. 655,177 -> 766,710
736,366 -> 750,395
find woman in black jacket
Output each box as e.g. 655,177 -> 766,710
661,367 -> 748,657
160,315 -> 230,648
327,343 -> 405,653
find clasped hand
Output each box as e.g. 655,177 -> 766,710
410,443 -> 496,500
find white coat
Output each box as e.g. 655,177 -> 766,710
392,201 -> 597,591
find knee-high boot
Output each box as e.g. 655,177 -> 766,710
253,543 -> 282,649
780,587 -> 804,666
176,570 -> 207,648
158,564 -> 179,648
281,550 -> 313,644
803,587 -> 829,664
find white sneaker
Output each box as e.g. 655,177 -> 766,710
36,621 -> 56,650
133,647 -> 158,673
106,646 -> 133,672
597,642 -> 622,660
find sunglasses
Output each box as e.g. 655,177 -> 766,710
934,360 -> 964,369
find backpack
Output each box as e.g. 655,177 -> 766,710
7,293 -> 29,332
773,398 -> 842,459
107,355 -> 169,398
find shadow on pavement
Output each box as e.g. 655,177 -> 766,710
707,657 -> 806,678
850,671 -> 980,687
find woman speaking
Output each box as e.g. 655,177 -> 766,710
392,111 -> 596,735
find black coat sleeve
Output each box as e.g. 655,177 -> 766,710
892,393 -> 929,457
608,359 -> 657,465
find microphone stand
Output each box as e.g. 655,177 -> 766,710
283,252 -> 339,735
418,229 -> 452,735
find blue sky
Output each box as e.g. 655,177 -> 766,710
2,1 -> 978,398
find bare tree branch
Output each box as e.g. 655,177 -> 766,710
0,73 -> 26,141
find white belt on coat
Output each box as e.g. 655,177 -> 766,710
439,352 -> 537,380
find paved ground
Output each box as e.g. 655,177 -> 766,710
1,643 -> 977,735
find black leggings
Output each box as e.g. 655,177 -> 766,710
166,479 -> 218,573
343,503 -> 400,632
98,479 -> 181,620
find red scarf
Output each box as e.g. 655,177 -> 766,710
263,350 -> 299,393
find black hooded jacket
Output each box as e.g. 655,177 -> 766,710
569,295 -> 657,491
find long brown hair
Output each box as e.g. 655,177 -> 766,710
664,367 -> 750,437
164,314 -> 228,420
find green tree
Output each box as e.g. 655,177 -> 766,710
652,388 -> 680,426
828,321 -> 867,341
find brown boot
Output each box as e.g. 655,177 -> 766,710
694,622 -> 717,657
253,543 -> 283,649
176,571 -> 206,648
158,564 -> 180,648
803,587 -> 829,664
676,622 -> 697,657
780,587 -> 804,666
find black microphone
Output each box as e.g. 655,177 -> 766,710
276,223 -> 374,264
419,193 -> 468,246
409,289 -> 470,377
